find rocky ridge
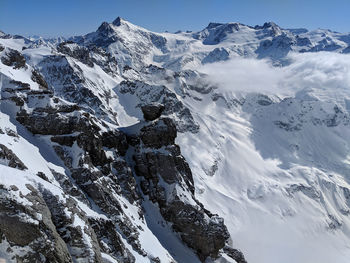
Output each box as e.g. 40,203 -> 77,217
0,41 -> 245,262
1,17 -> 350,263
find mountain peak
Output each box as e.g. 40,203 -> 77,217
206,22 -> 224,29
112,16 -> 126,26
262,21 -> 279,29
97,21 -> 114,34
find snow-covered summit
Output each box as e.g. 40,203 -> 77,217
2,17 -> 350,263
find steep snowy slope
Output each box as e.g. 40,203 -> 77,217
1,17 -> 350,263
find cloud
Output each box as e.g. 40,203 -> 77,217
199,52 -> 350,104
283,52 -> 350,101
199,56 -> 286,94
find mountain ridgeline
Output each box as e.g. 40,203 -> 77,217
1,17 -> 350,263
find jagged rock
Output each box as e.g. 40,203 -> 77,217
89,218 -> 135,263
50,169 -> 90,204
36,171 -> 50,182
111,159 -> 139,203
139,117 -> 177,148
118,80 -> 199,133
57,42 -> 94,67
69,168 -> 144,255
1,48 -> 26,69
35,104 -> 80,113
202,47 -> 229,64
9,80 -> 31,90
286,184 -> 321,199
51,135 -> 76,147
77,133 -> 108,167
101,130 -> 129,155
41,190 -> 103,262
17,110 -> 79,135
5,128 -> 19,138
0,144 -> 27,170
141,103 -> 165,121
31,69 -> 48,89
38,55 -> 113,122
0,184 -> 73,262
162,200 -> 230,261
53,145 -> 73,168
132,116 -> 230,262
134,145 -> 194,192
16,108 -> 100,136
223,246 -> 247,263
2,43 -> 244,261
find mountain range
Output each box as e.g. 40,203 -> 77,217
1,17 -> 350,263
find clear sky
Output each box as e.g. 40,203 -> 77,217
1,0 -> 350,37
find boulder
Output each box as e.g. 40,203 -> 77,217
141,104 -> 165,121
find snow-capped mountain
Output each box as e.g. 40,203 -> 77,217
1,17 -> 350,263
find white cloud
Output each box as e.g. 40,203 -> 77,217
199,56 -> 286,94
199,52 -> 350,104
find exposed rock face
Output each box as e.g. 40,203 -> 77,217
139,117 -> 177,148
224,246 -> 248,263
57,42 -> 94,67
163,201 -> 229,261
0,184 -> 72,263
6,16 -> 350,263
1,48 -> 26,69
41,190 -> 103,263
141,103 -> 165,121
9,87 -> 244,262
101,130 -> 129,155
88,218 -> 135,263
118,80 -> 200,133
37,55 -> 113,122
31,69 -> 49,89
131,114 -> 239,261
0,144 -> 27,170
0,30 -> 246,262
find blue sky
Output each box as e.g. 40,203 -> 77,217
1,0 -> 350,37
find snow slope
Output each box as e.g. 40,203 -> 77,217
2,17 -> 350,263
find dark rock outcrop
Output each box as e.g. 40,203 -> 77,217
89,218 -> 135,263
5,82 -> 245,262
224,246 -> 248,263
0,184 -> 73,262
118,80 -> 200,133
57,42 -> 94,67
139,117 -> 177,148
1,48 -> 26,69
141,103 -> 165,121
41,190 -> 103,262
101,130 -> 129,155
31,69 -> 49,89
0,144 -> 27,170
131,116 -> 233,261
